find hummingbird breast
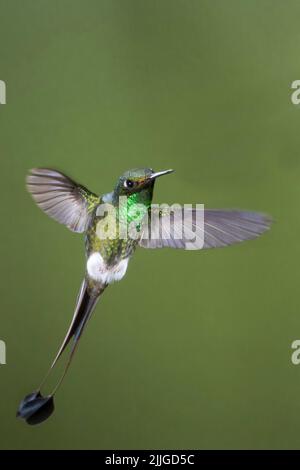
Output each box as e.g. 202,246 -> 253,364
85,206 -> 139,284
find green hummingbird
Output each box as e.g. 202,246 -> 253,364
17,167 -> 272,425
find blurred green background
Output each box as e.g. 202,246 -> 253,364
0,0 -> 299,450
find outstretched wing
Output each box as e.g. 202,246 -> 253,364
26,168 -> 99,233
139,208 -> 272,250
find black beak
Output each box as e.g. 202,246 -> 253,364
150,169 -> 174,179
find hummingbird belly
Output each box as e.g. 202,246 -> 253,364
85,207 -> 140,283
86,252 -> 129,284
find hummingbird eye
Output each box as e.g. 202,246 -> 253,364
124,179 -> 135,189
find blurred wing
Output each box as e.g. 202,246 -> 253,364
139,208 -> 272,250
26,168 -> 99,233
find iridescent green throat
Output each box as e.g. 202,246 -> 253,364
117,189 -> 153,227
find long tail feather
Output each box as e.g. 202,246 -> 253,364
17,278 -> 106,425
51,279 -> 104,368
44,279 -> 106,385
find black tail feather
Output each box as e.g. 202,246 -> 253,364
51,278 -> 104,368
18,278 -> 106,425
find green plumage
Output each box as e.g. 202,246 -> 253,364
86,169 -> 154,265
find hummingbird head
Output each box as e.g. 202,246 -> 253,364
114,168 -> 174,197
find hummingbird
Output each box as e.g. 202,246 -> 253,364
17,167 -> 272,425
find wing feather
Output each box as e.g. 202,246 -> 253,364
139,208 -> 272,250
26,168 -> 99,233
